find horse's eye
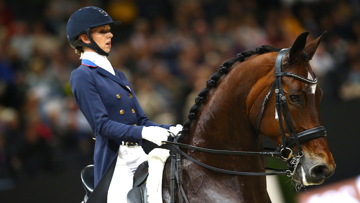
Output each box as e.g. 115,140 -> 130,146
290,95 -> 301,103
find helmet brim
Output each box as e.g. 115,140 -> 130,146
111,21 -> 121,26
88,21 -> 121,30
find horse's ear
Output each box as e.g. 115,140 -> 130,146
303,31 -> 327,61
289,32 -> 309,63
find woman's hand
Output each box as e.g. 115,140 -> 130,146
169,124 -> 183,137
141,126 -> 169,146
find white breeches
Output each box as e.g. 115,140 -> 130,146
107,145 -> 148,203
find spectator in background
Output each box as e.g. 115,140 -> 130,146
0,108 -> 20,190
0,0 -> 14,40
339,59 -> 360,101
9,21 -> 33,63
0,131 -> 15,190
17,115 -> 54,177
309,44 -> 335,82
106,0 -> 138,25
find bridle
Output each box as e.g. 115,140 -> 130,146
257,48 -> 327,164
164,48 -> 327,203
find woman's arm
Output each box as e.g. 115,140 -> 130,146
70,68 -> 143,145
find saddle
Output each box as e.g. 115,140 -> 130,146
80,161 -> 150,203
127,161 -> 149,203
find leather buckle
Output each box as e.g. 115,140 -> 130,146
123,141 -> 138,147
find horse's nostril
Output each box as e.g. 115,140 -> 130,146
310,164 -> 329,178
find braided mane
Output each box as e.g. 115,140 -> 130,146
180,45 -> 280,140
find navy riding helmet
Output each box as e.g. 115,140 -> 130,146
66,6 -> 120,56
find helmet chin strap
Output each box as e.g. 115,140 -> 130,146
74,28 -> 110,56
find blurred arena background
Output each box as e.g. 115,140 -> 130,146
0,0 -> 359,202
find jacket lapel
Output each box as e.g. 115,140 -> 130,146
96,67 -> 132,93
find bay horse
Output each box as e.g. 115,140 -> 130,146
162,32 -> 336,203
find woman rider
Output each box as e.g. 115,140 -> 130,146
66,6 -> 182,202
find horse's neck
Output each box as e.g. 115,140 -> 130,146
186,88 -> 266,175
187,61 -> 265,152
181,113 -> 270,202
180,62 -> 270,202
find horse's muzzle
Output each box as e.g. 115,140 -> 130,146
293,157 -> 336,186
307,164 -> 334,184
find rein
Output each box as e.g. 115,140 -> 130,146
165,141 -> 289,176
166,48 -> 327,202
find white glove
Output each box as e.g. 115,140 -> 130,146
169,124 -> 183,137
142,126 -> 169,146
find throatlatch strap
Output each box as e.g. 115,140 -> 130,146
257,82 -> 276,130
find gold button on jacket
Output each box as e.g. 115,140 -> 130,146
120,110 -> 124,114
116,94 -> 120,99
132,109 -> 135,113
129,93 -> 133,98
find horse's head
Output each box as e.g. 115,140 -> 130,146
252,32 -> 336,187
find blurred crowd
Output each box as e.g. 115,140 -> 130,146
0,0 -> 359,190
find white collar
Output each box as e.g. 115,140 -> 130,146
81,52 -> 115,76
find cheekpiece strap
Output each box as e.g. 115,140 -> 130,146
275,48 -> 289,74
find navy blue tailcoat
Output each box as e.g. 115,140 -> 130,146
70,59 -> 171,186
